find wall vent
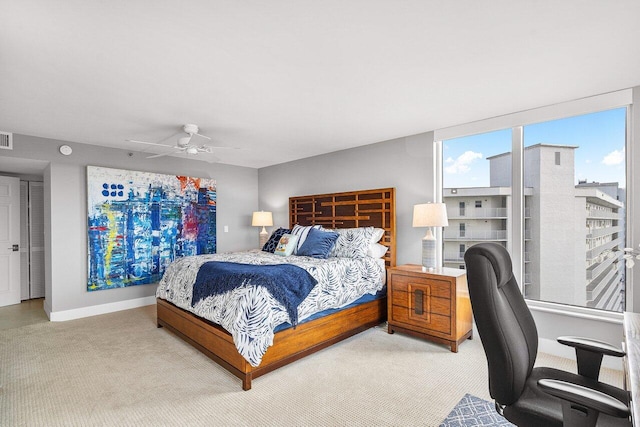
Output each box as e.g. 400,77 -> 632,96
0,132 -> 13,150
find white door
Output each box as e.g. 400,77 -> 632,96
0,176 -> 21,307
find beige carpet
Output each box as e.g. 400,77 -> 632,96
0,305 -> 623,426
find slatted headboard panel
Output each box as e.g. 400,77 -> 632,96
289,188 -> 396,268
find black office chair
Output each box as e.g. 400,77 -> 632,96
464,242 -> 631,427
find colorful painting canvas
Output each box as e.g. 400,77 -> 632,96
87,166 -> 216,291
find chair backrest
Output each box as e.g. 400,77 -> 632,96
464,242 -> 539,405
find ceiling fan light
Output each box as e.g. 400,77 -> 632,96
186,147 -> 198,155
178,136 -> 191,146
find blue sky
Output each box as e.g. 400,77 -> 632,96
443,108 -> 627,188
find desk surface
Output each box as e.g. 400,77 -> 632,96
624,312 -> 640,425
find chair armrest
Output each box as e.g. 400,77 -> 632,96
538,379 -> 629,419
557,336 -> 625,358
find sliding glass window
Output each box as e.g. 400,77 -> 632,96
440,105 -> 628,313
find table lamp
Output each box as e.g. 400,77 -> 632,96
413,203 -> 449,271
252,211 -> 273,248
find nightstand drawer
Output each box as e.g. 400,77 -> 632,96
390,274 -> 452,299
390,287 -> 450,317
391,305 -> 451,334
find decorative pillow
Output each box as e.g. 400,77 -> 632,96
297,228 -> 339,259
368,242 -> 389,258
330,227 -> 378,259
262,227 -> 291,253
371,228 -> 385,244
274,234 -> 299,257
291,224 -> 323,254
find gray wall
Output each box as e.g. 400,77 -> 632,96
258,132 -> 435,267
1,134 -> 259,316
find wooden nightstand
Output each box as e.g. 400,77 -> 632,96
387,264 -> 472,352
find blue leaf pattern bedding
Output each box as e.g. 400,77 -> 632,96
156,250 -> 385,367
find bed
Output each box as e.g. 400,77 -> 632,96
156,187 -> 396,390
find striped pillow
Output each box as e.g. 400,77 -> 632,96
291,224 -> 323,254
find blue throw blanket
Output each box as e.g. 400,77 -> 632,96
191,261 -> 318,327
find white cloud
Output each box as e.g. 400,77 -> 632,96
445,151 -> 483,174
602,148 -> 625,166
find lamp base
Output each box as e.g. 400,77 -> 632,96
259,227 -> 269,249
422,235 -> 437,271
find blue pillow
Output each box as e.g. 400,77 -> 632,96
296,228 -> 339,259
262,228 -> 291,253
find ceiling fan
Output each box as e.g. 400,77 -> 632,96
127,124 -> 232,159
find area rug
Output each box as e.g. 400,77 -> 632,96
439,393 -> 515,426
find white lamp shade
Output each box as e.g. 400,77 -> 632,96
412,203 -> 449,227
252,211 -> 273,227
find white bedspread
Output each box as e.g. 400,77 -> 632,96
156,250 -> 385,367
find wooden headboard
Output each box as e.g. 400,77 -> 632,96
289,188 -> 396,268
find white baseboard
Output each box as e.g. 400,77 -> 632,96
43,299 -> 53,319
538,337 -> 623,371
48,296 -> 156,322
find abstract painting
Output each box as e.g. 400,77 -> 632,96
87,166 -> 216,291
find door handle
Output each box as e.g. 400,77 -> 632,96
8,244 -> 18,251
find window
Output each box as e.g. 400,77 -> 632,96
440,100 -> 628,313
523,109 -> 627,311
443,129 -> 513,264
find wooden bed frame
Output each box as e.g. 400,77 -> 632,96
156,187 -> 396,390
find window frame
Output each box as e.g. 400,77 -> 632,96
435,89 -> 632,319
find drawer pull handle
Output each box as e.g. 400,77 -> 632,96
414,289 -> 424,315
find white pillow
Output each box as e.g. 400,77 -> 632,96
371,227 -> 385,244
367,242 -> 388,258
330,227 -> 378,258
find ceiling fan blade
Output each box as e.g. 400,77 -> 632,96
126,139 -> 169,147
207,145 -> 241,150
194,132 -> 211,140
146,152 -> 174,159
127,131 -> 181,147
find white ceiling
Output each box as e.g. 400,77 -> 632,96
1,0 -> 639,169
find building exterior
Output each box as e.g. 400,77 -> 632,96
444,144 -> 625,312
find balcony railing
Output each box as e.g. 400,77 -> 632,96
586,225 -> 621,239
444,251 -> 466,262
586,255 -> 618,280
586,237 -> 623,261
448,207 -> 508,219
586,209 -> 620,220
444,230 -> 508,241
